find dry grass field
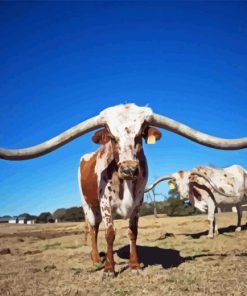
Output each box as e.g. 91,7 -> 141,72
0,212 -> 247,296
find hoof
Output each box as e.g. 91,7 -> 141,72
207,234 -> 214,239
102,271 -> 115,280
235,227 -> 241,232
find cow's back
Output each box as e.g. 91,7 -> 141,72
194,165 -> 246,205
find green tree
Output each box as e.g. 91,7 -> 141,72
18,213 -> 37,220
63,207 -> 84,222
37,212 -> 54,223
53,208 -> 66,222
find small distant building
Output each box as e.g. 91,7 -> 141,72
8,217 -> 18,224
0,217 -> 11,224
18,217 -> 27,224
27,220 -> 35,225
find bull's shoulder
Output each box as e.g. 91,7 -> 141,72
80,152 -> 96,163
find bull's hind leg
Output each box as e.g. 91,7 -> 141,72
84,205 -> 102,264
128,208 -> 142,270
89,222 -> 102,264
235,206 -> 242,232
207,199 -> 217,238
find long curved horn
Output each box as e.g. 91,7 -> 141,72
150,113 -> 247,150
144,175 -> 174,193
191,171 -> 239,198
0,116 -> 104,160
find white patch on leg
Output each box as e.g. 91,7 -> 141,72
83,203 -> 96,226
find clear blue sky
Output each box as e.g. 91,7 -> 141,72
0,1 -> 246,216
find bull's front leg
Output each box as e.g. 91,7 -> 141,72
100,196 -> 116,276
128,208 -> 142,270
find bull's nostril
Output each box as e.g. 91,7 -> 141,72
131,167 -> 139,176
120,166 -> 139,177
121,167 -> 130,175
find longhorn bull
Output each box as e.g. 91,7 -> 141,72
1,103 -> 247,276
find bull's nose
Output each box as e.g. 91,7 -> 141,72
119,163 -> 140,180
120,166 -> 139,177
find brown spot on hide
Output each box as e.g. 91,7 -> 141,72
190,175 -> 197,182
80,153 -> 99,208
219,187 -> 225,193
125,127 -> 131,134
224,174 -> 227,177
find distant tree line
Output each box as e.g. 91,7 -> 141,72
36,207 -> 85,223
1,187 -> 205,223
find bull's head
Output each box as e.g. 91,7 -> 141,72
169,171 -> 191,199
1,103 -> 247,164
91,105 -> 161,180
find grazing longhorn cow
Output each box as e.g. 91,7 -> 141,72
1,104 -> 247,276
169,165 -> 247,238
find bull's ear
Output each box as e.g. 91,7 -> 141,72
92,129 -> 111,145
168,180 -> 176,190
142,127 -> 162,144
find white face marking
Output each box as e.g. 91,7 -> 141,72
172,171 -> 191,200
100,104 -> 153,163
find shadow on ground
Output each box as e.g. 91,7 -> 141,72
116,245 -> 188,269
183,223 -> 247,239
116,245 -> 247,270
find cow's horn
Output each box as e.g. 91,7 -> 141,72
150,113 -> 247,150
0,116 -> 104,160
145,175 -> 174,193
